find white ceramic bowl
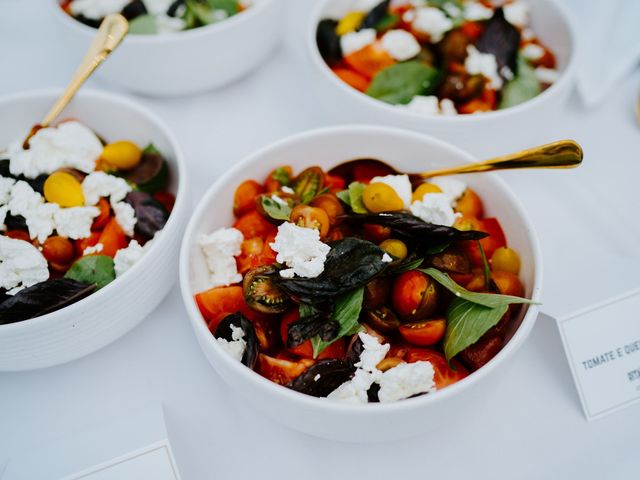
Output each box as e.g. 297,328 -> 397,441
50,0 -> 282,96
306,0 -> 577,154
180,125 -> 542,442
0,89 -> 188,370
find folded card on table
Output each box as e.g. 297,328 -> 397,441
2,403 -> 182,480
557,288 -> 640,421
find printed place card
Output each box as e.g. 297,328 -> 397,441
558,287 -> 640,420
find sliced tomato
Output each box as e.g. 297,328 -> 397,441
405,348 -> 468,389
257,353 -> 314,385
196,285 -> 246,332
332,67 -> 371,92
279,310 -> 346,360
399,318 -> 447,346
98,218 -> 128,257
233,210 -> 277,239
91,198 -> 111,231
391,270 -> 439,321
344,43 -> 396,79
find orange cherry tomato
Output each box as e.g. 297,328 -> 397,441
309,194 -> 345,225
461,21 -> 484,40
491,270 -> 525,298
233,210 -> 277,239
98,218 -> 128,257
332,67 -> 371,92
343,43 -> 396,79
233,179 -> 264,217
257,353 -> 315,385
75,231 -> 100,257
279,310 -> 346,360
405,348 -> 469,389
236,237 -> 264,274
455,188 -> 484,218
42,236 -> 75,265
91,197 -> 111,231
290,205 -> 330,239
399,318 -> 447,346
392,270 -> 439,321
458,88 -> 497,114
264,166 -> 293,193
463,217 -> 507,268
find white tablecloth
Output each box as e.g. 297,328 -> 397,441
2,1 -> 639,478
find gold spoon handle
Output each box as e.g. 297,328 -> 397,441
41,13 -> 128,127
420,140 -> 584,179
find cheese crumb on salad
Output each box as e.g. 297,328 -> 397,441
112,201 -> 137,237
199,227 -> 244,288
114,239 -> 146,277
82,171 -> 133,206
54,206 -> 101,240
411,7 -> 453,43
380,29 -> 421,61
378,361 -> 437,402
216,324 -> 247,362
270,222 -> 330,279
465,45 -> 503,90
430,177 -> 467,205
406,95 -> 458,116
410,193 -> 458,226
463,1 -> 493,21
0,235 -> 49,295
503,0 -> 529,27
340,28 -> 377,57
370,174 -> 413,208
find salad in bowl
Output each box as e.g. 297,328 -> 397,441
181,126 -> 541,440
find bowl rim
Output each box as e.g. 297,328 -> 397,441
306,0 -> 578,123
49,0 -> 276,44
0,88 -> 188,334
179,124 -> 543,414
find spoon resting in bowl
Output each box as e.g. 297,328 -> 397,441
329,140 -> 583,184
23,13 -> 128,148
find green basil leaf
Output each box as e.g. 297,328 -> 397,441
443,298 -> 508,361
421,267 -> 536,308
366,61 -> 440,105
499,55 -> 541,109
143,143 -> 161,155
336,189 -> 351,205
271,167 -> 291,186
348,181 -> 367,214
260,195 -> 291,221
374,13 -> 399,32
128,14 -> 157,34
64,255 -> 115,290
312,286 -> 365,357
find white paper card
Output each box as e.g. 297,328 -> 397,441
2,404 -> 182,480
558,288 -> 640,420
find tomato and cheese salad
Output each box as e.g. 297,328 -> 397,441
317,0 -> 558,114
0,120 -> 175,325
194,160 -> 533,403
61,0 -> 250,34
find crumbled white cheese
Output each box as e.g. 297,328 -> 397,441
142,0 -> 174,15
114,239 -> 145,277
406,95 -> 458,116
378,361 -> 436,402
356,332 -> 390,373
500,65 -> 514,81
54,206 -> 100,239
7,122 -> 102,179
156,14 -> 186,33
216,325 -> 247,362
0,235 -> 49,295
7,180 -> 43,218
271,194 -> 288,207
281,186 -> 295,195
503,1 -> 529,27
442,2 -> 462,19
521,43 -> 545,61
380,30 -> 421,61
370,174 -> 412,208
199,227 -> 244,288
70,0 -> 131,19
270,222 -> 330,279
82,171 -> 132,206
463,1 -> 493,21
0,177 -> 15,204
535,67 -> 560,84
112,201 -> 137,237
327,368 -> 377,403
430,177 -> 467,204
0,206 -> 7,230
340,28 -> 377,57
7,181 -> 59,242
411,7 -> 453,43
410,193 -> 457,226
382,253 -> 393,263
465,45 -> 502,89
83,243 -> 104,256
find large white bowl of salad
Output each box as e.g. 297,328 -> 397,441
0,89 -> 188,370
180,125 -> 542,442
307,0 -> 576,153
50,0 -> 283,96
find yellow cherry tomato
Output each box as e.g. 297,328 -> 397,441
336,11 -> 366,35
490,246 -> 521,275
43,171 -> 84,207
379,239 -> 408,261
412,183 -> 442,202
362,183 -> 404,213
101,141 -> 142,170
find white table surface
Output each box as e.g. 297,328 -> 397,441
2,1 -> 640,478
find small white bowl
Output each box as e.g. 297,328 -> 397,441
49,0 -> 282,96
306,0 -> 577,153
0,89 -> 188,371
180,125 -> 542,442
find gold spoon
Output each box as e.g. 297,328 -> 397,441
329,139 -> 583,183
23,13 -> 128,148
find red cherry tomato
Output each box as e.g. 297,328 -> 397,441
391,270 -> 439,321
233,180 -> 264,217
257,353 -> 314,385
463,217 -> 507,267
399,318 -> 447,346
233,210 -> 276,239
405,348 -> 468,389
